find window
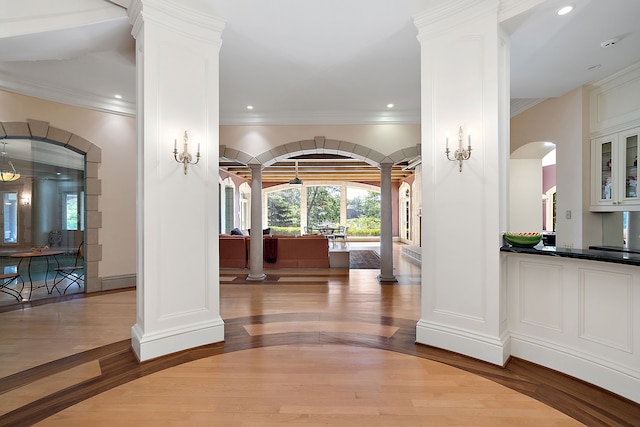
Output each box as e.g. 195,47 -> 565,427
224,186 -> 234,233
239,183 -> 250,231
64,191 -> 84,230
3,192 -> 18,244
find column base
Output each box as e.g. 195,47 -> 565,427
416,319 -> 509,366
131,318 -> 224,362
377,274 -> 397,283
247,273 -> 267,281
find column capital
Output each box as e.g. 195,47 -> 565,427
248,163 -> 264,172
413,0 -> 499,40
129,0 -> 225,42
380,162 -> 394,172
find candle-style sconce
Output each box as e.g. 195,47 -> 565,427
173,130 -> 200,175
445,126 -> 472,172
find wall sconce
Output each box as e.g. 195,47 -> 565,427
445,126 -> 472,172
21,196 -> 31,206
173,130 -> 200,175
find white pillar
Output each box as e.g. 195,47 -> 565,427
378,163 -> 397,282
300,184 -> 308,234
128,0 -> 225,362
340,182 -> 347,227
414,0 -> 510,365
247,164 -> 266,280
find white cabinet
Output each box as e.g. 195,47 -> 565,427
591,127 -> 640,211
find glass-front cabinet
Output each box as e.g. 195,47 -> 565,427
591,127 -> 640,211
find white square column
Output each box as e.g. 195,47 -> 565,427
128,0 -> 225,361
414,0 -> 511,365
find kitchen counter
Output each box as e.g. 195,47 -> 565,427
502,244 -> 640,403
500,244 -> 640,266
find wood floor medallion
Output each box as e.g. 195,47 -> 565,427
0,248 -> 638,426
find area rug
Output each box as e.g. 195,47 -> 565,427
349,250 -> 381,269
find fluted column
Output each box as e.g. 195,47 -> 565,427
378,162 -> 397,282
247,164 -> 266,280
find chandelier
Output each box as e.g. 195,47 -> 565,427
289,160 -> 303,187
0,140 -> 20,182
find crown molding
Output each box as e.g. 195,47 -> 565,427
219,109 -> 421,126
129,0 -> 225,44
413,0 -> 500,40
0,72 -> 135,117
498,0 -> 547,22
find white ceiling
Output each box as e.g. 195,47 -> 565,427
0,0 -> 639,124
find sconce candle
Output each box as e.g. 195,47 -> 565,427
445,126 -> 472,172
173,130 -> 201,175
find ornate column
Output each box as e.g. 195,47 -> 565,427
414,0 -> 510,365
247,164 -> 266,280
128,0 -> 225,361
378,163 -> 397,282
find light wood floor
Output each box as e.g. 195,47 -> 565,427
0,244 -> 638,426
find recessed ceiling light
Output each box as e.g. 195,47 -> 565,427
246,105 -> 254,110
387,103 -> 394,108
114,94 -> 122,99
556,5 -> 574,16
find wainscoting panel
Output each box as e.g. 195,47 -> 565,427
520,262 -> 563,332
579,268 -> 633,352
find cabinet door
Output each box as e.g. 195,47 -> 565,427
621,128 -> 640,204
592,135 -> 616,206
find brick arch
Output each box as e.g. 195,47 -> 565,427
0,119 -> 102,293
221,136 -> 420,167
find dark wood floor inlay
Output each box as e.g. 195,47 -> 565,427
1,311 -> 639,426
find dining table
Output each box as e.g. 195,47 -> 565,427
10,249 -> 64,300
315,225 -> 338,247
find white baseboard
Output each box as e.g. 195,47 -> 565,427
131,318 -> 225,362
416,320 -> 510,366
510,334 -> 640,404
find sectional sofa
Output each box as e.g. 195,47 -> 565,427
219,234 -> 330,268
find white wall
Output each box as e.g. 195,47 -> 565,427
509,158 -> 542,232
511,87 -> 599,249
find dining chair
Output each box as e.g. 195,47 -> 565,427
333,226 -> 348,247
0,271 -> 23,301
53,242 -> 84,294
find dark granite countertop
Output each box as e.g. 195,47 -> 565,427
500,245 -> 640,266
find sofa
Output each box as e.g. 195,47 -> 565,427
219,234 -> 330,268
218,235 -> 249,268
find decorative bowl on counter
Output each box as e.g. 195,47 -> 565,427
504,232 -> 542,248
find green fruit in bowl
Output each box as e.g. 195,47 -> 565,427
504,232 -> 542,247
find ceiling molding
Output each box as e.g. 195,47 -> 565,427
220,110 -> 421,126
510,98 -> 545,117
0,71 -> 135,117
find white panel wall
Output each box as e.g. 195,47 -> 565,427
506,253 -> 640,403
415,0 -> 510,366
129,0 -> 225,361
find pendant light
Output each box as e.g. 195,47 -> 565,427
0,140 -> 20,182
289,160 -> 303,187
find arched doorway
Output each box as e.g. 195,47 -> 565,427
0,119 -> 102,295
